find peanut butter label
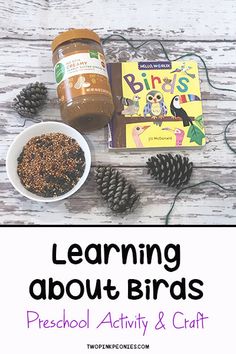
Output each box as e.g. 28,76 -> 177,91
54,51 -> 112,103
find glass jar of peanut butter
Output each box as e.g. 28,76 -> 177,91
52,29 -> 114,132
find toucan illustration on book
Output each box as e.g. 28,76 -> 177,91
170,94 -> 200,127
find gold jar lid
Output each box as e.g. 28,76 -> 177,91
51,29 -> 101,52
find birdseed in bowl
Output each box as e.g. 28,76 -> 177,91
17,132 -> 85,197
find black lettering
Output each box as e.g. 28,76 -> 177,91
29,279 -> 46,300
146,244 -> 162,265
52,243 -> 66,265
86,279 -> 102,299
152,279 -> 169,299
84,244 -> 102,264
49,278 -> 64,300
139,244 -> 145,264
103,279 -> 119,300
104,244 -> 120,264
188,279 -> 204,300
170,278 -> 186,300
68,244 -> 83,264
122,244 -> 137,264
128,279 -> 143,299
66,279 -> 84,300
164,244 -> 180,272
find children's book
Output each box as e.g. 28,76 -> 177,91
107,60 -> 205,149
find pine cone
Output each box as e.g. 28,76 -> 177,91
95,166 -> 140,213
146,153 -> 193,188
13,82 -> 47,117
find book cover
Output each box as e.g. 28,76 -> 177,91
107,61 -> 205,149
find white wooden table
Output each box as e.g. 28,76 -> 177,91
1,0 -> 236,225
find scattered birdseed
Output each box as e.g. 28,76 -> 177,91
17,133 -> 85,197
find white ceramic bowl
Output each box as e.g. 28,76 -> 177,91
6,121 -> 91,202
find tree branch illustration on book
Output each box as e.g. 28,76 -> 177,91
170,62 -> 196,79
107,61 -> 206,149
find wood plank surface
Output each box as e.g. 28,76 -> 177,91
0,0 -> 236,224
1,0 -> 236,40
1,166 -> 236,225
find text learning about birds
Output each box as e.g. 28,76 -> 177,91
108,61 -> 205,149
